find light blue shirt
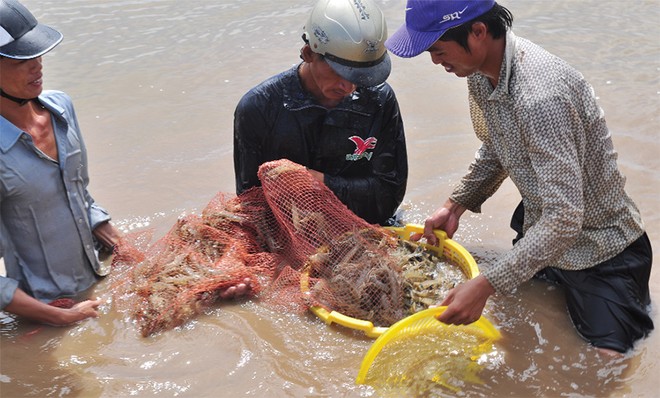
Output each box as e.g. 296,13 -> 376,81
0,90 -> 111,308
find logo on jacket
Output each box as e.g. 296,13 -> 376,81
346,136 -> 377,161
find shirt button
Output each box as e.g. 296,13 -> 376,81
78,219 -> 83,224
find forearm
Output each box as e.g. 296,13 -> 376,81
4,289 -> 70,325
323,149 -> 407,224
443,198 -> 468,218
234,144 -> 262,194
89,203 -> 111,230
93,221 -> 121,250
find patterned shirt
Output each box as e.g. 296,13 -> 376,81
450,31 -> 645,293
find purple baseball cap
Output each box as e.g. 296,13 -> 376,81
385,0 -> 495,58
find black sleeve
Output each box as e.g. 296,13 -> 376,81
233,92 -> 268,195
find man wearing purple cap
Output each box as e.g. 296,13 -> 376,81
386,1 -> 653,354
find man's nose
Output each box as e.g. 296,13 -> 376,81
338,78 -> 356,94
28,56 -> 43,70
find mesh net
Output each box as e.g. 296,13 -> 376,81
111,159 -> 467,336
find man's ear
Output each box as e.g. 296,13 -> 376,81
470,22 -> 488,40
300,44 -> 315,63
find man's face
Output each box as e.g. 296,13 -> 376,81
308,53 -> 357,102
425,38 -> 483,78
0,56 -> 44,99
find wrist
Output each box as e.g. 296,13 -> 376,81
444,199 -> 467,217
45,308 -> 72,326
475,274 -> 496,295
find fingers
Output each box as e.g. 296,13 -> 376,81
68,299 -> 102,323
76,299 -> 101,313
435,285 -> 481,325
409,232 -> 423,242
233,283 -> 249,297
437,305 -> 478,325
219,278 -> 252,300
423,220 -> 438,246
219,286 -> 237,300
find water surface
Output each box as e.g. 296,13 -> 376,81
1,1 -> 658,397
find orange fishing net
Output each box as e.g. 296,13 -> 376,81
111,159 -> 462,337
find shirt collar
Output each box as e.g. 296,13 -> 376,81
0,92 -> 66,153
0,116 -> 22,153
282,64 -> 376,116
490,30 -> 517,99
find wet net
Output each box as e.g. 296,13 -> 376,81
111,159 -> 467,337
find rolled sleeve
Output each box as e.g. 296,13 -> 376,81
0,276 -> 18,310
89,203 -> 111,230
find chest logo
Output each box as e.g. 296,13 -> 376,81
346,136 -> 377,161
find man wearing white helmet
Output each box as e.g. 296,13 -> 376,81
234,0 -> 407,226
0,0 -> 122,325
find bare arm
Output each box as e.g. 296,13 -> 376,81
4,288 -> 101,326
92,221 -> 121,250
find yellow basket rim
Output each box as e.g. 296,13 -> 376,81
300,223 -> 481,338
355,306 -> 501,384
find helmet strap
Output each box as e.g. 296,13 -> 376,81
0,89 -> 34,106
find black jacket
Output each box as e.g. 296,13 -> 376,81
233,65 -> 408,225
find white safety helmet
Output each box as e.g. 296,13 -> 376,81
303,0 -> 391,87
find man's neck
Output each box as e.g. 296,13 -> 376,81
481,36 -> 506,88
1,97 -> 44,132
0,89 -> 33,106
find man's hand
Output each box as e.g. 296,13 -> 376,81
5,289 -> 102,326
412,199 -> 466,245
436,275 -> 495,325
57,299 -> 102,325
306,168 -> 324,183
219,278 -> 253,300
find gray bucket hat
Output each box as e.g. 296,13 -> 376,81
0,0 -> 62,59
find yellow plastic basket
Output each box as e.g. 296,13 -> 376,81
299,223 -> 481,338
355,306 -> 501,386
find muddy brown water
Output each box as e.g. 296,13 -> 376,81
1,1 -> 658,397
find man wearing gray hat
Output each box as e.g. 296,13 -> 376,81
0,0 -> 121,325
233,0 -> 408,226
